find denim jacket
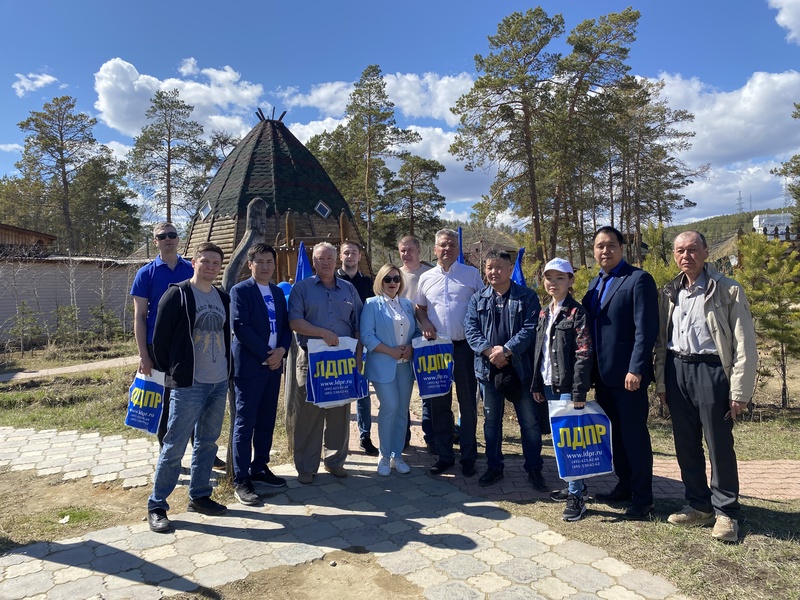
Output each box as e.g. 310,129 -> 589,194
465,281 -> 541,383
531,294 -> 593,402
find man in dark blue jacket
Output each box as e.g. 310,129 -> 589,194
230,244 -> 292,505
148,242 -> 231,533
582,226 -> 658,520
465,251 -> 543,489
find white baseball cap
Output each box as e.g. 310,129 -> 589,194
543,257 -> 574,275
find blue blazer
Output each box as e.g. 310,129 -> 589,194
581,261 -> 658,388
360,295 -> 421,384
231,277 -> 292,379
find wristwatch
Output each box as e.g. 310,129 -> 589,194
503,346 -> 511,358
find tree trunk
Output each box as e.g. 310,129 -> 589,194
522,109 -> 544,264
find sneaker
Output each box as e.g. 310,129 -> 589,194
528,470 -> 548,492
298,472 -> 314,485
148,509 -> 171,533
550,485 -> 588,502
562,493 -> 586,522
479,468 -> 504,487
360,437 -> 379,456
392,457 -> 411,474
188,496 -> 227,516
667,505 -> 715,527
377,456 -> 391,477
251,467 -> 286,488
234,482 -> 260,506
711,515 -> 739,542
212,457 -> 227,472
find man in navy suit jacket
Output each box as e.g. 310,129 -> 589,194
582,226 -> 658,520
230,243 -> 292,505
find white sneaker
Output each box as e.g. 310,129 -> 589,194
377,456 -> 391,477
391,456 -> 411,474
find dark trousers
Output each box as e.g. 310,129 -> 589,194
666,354 -> 740,518
232,369 -> 281,485
595,380 -> 654,506
429,340 -> 478,465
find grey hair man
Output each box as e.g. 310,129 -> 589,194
654,230 -> 757,543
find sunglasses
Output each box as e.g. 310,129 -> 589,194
382,275 -> 402,284
155,232 -> 178,240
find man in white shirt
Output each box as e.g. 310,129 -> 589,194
415,229 -> 483,476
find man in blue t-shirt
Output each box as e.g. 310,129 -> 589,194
130,222 -> 195,446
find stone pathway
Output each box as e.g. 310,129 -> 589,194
0,425 -> 690,600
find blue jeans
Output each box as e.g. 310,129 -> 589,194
374,362 -> 414,459
148,380 -> 228,512
232,369 -> 281,485
543,385 -> 585,495
482,381 -> 543,473
356,395 -> 372,439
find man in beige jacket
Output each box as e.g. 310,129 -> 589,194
654,230 -> 757,543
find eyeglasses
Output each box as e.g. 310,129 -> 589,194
155,232 -> 178,240
382,275 -> 402,284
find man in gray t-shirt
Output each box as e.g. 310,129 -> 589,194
147,242 -> 232,534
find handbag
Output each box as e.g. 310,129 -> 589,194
412,335 -> 454,399
306,336 -> 368,408
548,399 -> 613,481
491,363 -> 522,403
126,370 -> 166,434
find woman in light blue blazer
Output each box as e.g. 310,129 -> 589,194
361,263 -> 421,476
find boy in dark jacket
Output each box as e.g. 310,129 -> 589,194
531,258 -> 593,521
147,242 -> 232,533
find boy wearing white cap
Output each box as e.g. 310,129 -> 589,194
531,258 -> 594,521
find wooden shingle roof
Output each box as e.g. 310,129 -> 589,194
197,119 -> 353,220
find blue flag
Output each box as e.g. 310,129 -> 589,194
512,247 -> 526,287
457,226 -> 465,264
295,241 -> 312,282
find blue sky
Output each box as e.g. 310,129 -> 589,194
2,0 -> 800,227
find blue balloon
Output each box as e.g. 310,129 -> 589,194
277,281 -> 292,300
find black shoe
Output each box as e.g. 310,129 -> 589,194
479,468 -> 504,487
563,494 -> 587,522
234,482 -> 260,506
429,460 -> 455,475
425,442 -> 437,455
212,457 -> 227,472
597,488 -> 632,503
624,503 -> 654,521
550,485 -> 588,502
251,466 -> 287,488
360,437 -> 379,456
462,461 -> 477,478
527,470 -> 548,492
148,509 -> 171,533
188,496 -> 227,516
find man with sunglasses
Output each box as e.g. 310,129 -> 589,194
130,223 -> 195,445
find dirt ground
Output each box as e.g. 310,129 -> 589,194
0,470 -> 424,600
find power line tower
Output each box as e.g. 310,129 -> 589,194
736,190 -> 744,214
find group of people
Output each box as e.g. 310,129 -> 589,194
132,223 -> 757,545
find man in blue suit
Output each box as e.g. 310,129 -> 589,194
582,226 -> 658,520
230,243 -> 292,505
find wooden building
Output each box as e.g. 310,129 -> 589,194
182,114 -> 369,284
0,224 -> 57,258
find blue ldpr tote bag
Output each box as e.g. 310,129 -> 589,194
306,337 -> 368,408
548,400 -> 614,481
412,335 -> 454,399
126,370 -> 166,434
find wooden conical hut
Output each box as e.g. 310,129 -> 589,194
182,113 -> 369,284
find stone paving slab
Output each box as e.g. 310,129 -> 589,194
0,382 -> 796,599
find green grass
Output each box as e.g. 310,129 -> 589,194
0,339 -> 136,374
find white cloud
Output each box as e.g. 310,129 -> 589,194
277,82 -> 352,117
179,58 -> 199,77
0,143 -> 23,153
12,73 -> 58,97
288,117 -> 347,144
385,72 -> 473,127
770,0 -> 800,44
93,58 -> 265,138
103,140 -> 132,163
